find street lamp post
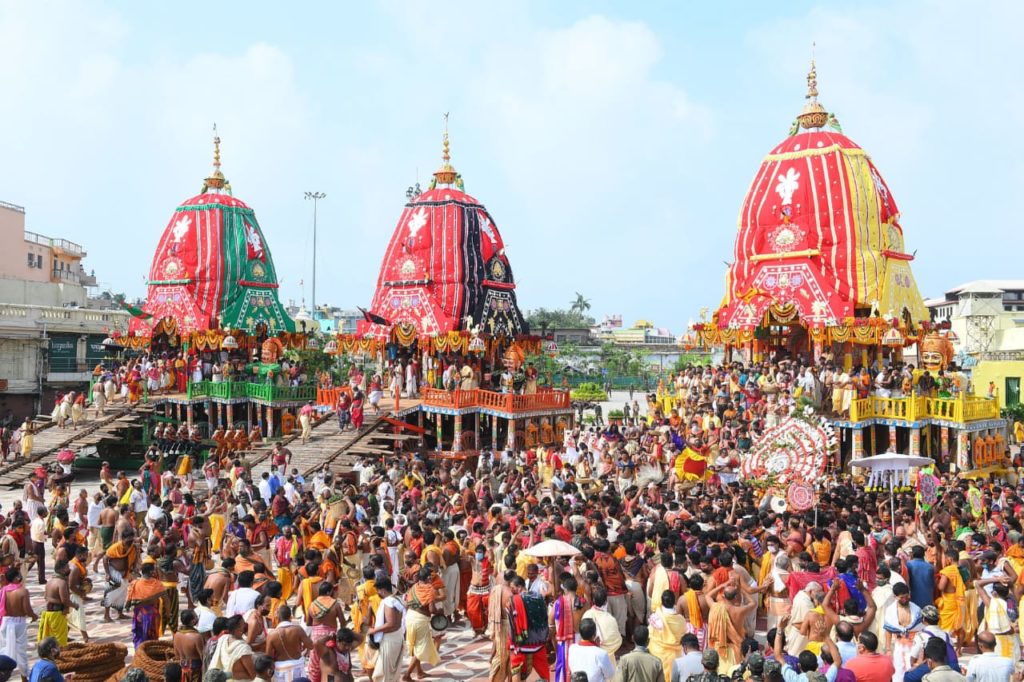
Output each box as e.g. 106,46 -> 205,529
304,191 -> 326,318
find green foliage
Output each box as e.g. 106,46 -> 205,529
608,409 -> 624,420
571,382 -> 608,401
672,353 -> 711,372
599,343 -> 650,376
525,307 -> 595,331
570,293 -> 592,316
284,348 -> 337,382
1002,402 -> 1024,423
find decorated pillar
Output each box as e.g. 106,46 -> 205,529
852,427 -> 864,460
844,351 -> 853,373
213,402 -> 220,427
435,413 -> 443,450
226,403 -> 234,430
889,424 -> 898,452
910,427 -> 921,457
956,430 -> 970,472
506,418 -> 516,451
186,404 -> 194,430
206,401 -> 213,428
176,403 -> 182,422
453,413 -> 463,453
940,426 -> 949,461
491,415 -> 498,451
475,413 -> 481,452
417,411 -> 425,448
266,405 -> 274,439
246,403 -> 253,430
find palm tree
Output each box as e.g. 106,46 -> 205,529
570,293 -> 591,316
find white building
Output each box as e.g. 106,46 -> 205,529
926,279 -> 1024,407
0,200 -> 128,419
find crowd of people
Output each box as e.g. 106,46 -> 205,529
0,358 -> 1019,682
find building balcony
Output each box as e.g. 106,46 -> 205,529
25,231 -> 84,257
185,380 -> 317,405
51,268 -> 81,284
848,394 -> 1001,424
420,387 -> 571,414
0,303 -> 129,334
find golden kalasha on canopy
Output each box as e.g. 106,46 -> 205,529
704,61 -> 929,361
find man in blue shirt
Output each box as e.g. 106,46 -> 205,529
905,545 -> 935,608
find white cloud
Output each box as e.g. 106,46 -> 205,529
0,1 -> 310,296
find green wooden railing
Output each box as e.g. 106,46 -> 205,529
187,380 -> 316,403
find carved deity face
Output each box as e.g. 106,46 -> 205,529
920,333 -> 953,373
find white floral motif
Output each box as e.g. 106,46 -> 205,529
775,168 -> 800,206
171,216 -> 192,243
407,208 -> 427,237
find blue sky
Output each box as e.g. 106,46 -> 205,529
1,1 -> 1020,332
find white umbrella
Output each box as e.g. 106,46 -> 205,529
849,451 -> 934,532
523,539 -> 580,558
848,452 -> 933,469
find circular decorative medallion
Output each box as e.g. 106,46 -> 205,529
490,259 -> 506,280
401,259 -> 416,276
251,262 -> 266,280
739,414 -> 835,485
162,257 -> 184,278
787,481 -> 816,511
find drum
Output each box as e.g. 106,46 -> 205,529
430,614 -> 449,632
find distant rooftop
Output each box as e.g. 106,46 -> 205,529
0,200 -> 26,213
947,279 -> 1024,294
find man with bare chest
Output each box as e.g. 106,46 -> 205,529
173,610 -> 205,682
94,497 -> 118,571
68,546 -> 91,643
203,557 -> 235,615
306,582 -> 347,682
267,605 -> 315,682
40,560 -> 73,645
0,567 -> 37,679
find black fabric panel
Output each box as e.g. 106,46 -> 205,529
458,205 -> 486,329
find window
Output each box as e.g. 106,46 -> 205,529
36,254 -> 42,268
1007,377 -> 1021,407
53,258 -> 58,270
27,253 -> 35,267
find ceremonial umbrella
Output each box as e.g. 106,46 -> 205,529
523,539 -> 580,558
849,451 -> 934,531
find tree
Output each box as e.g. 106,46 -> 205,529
570,293 -> 592,316
525,307 -> 595,331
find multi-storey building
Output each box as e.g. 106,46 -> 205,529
0,200 -> 128,419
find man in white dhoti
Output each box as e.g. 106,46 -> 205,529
267,606 -> 311,682
366,578 -> 406,682
0,568 -> 33,680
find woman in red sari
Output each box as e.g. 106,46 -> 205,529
350,387 -> 365,430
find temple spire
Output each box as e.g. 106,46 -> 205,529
796,48 -> 829,131
205,123 -> 227,191
433,112 -> 458,186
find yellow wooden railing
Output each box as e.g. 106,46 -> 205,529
849,394 -> 999,423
